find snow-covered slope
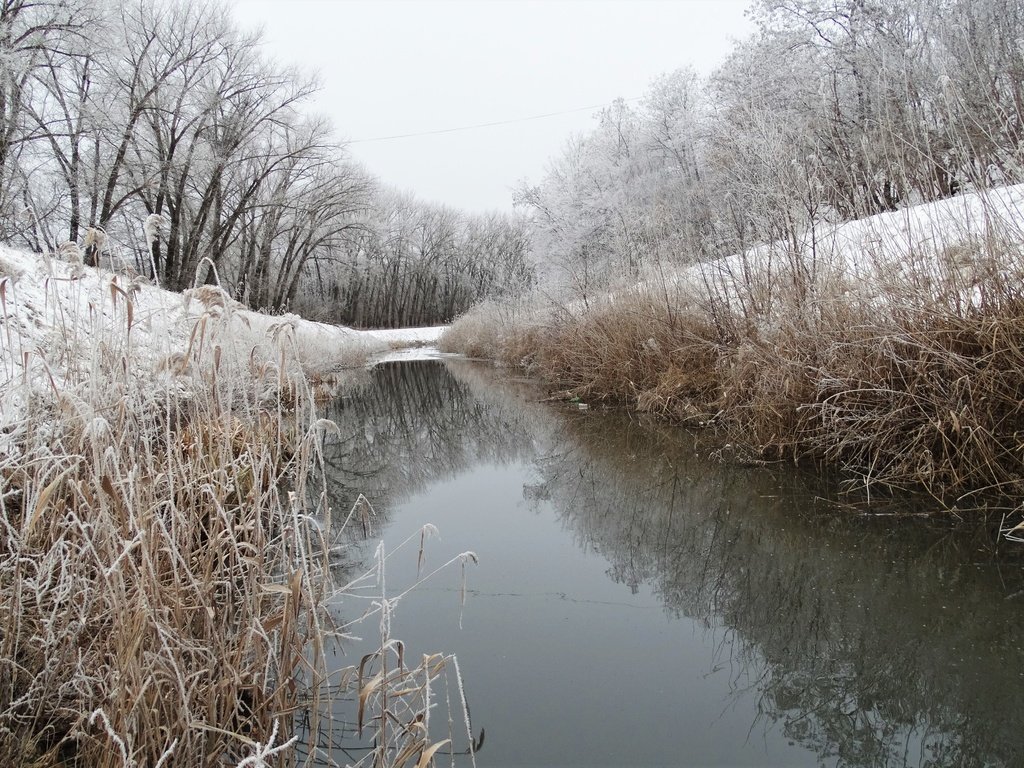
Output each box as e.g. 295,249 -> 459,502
0,245 -> 443,428
688,184 -> 1024,305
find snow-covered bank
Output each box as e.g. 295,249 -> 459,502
689,183 -> 1024,305
0,243 -> 455,765
442,185 -> 1024,513
598,184 -> 1024,314
0,245 -> 444,427
359,325 -> 446,364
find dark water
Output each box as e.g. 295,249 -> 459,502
316,359 -> 1024,768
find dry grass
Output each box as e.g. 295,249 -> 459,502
805,291 -> 1024,502
535,297 -> 722,423
437,297 -> 548,367
0,275 -> 333,766
334,528 -> 482,768
0,270 -> 470,766
442,224 -> 1024,511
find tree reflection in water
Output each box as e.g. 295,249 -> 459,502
529,408 -> 1024,768
322,359 -> 1024,768
318,360 -> 537,529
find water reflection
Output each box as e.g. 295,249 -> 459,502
529,410 -> 1024,767
322,359 -> 1024,767
319,361 -> 537,524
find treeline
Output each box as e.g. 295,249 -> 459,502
519,0 -> 1024,295
0,0 -> 528,325
292,190 -> 532,328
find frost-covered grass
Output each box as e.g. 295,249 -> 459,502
0,248 -> 457,765
442,186 -> 1024,513
437,296 -> 549,366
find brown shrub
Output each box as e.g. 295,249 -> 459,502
441,237 -> 1024,508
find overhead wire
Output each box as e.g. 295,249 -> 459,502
348,96 -> 642,143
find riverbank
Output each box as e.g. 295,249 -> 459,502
441,186 -> 1024,518
0,247 -> 443,765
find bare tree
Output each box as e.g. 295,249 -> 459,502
0,0 -> 91,245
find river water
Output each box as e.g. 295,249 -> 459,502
313,358 -> 1024,768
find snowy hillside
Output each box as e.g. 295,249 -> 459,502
652,184 -> 1024,312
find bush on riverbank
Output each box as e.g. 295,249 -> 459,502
441,191 -> 1024,508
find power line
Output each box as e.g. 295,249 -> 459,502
348,96 -> 642,143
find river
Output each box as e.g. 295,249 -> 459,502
309,357 -> 1024,768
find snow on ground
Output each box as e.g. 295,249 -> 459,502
618,185 -> 1024,311
359,325 -> 445,364
359,325 -> 446,346
651,184 -> 1024,308
0,244 -> 445,427
554,186 -> 1024,322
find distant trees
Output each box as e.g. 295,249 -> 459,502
516,71 -> 709,298
293,187 -> 532,327
0,0 -> 528,327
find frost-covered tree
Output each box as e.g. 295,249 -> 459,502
721,0 -> 1024,221
517,73 -> 711,299
926,0 -> 1024,183
0,0 -> 94,246
234,135 -> 370,310
0,0 -> 373,311
295,184 -> 532,327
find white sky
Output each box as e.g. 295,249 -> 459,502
230,0 -> 755,213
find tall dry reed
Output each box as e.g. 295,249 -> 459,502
0,273 -> 338,766
442,197 -> 1024,513
0,264 -> 479,767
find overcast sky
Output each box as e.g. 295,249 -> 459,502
230,0 -> 755,213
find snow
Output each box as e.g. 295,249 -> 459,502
359,325 -> 446,345
685,184 -> 1024,307
0,245 -> 446,427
